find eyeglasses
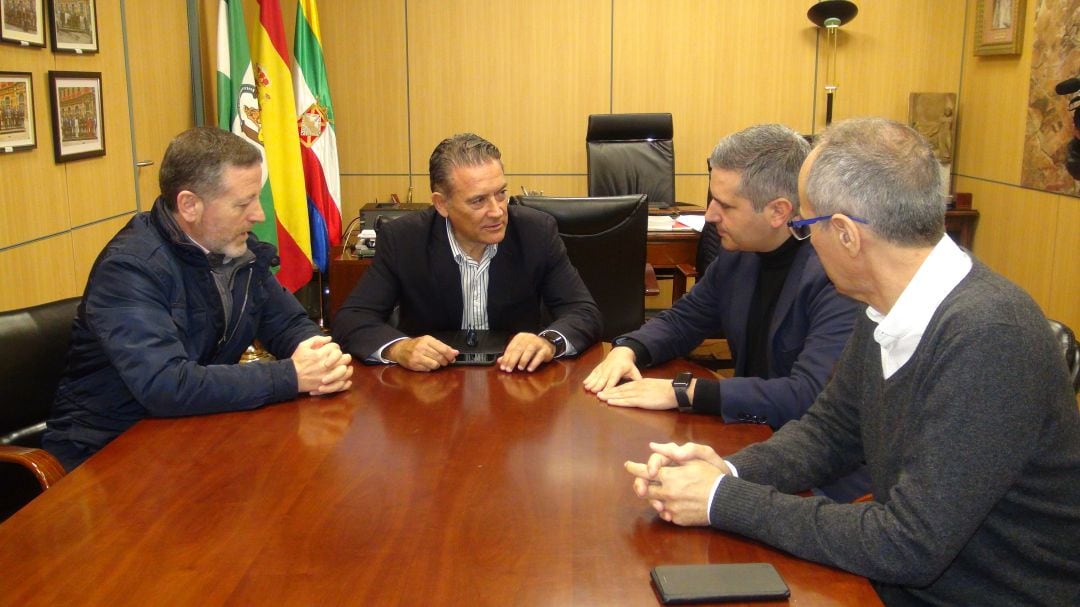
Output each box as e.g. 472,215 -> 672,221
787,214 -> 868,240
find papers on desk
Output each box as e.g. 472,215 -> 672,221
648,214 -> 705,232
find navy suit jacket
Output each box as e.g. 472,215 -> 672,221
623,241 -> 859,429
332,206 -> 602,360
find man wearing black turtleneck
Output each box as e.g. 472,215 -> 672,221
584,124 -> 862,499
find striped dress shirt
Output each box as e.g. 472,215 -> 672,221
445,219 -> 498,330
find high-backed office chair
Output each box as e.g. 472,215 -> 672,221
0,297 -> 77,521
513,195 -> 648,341
1048,319 -> 1080,395
587,113 -> 675,207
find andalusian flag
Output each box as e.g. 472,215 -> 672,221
215,0 -> 277,247
292,0 -> 342,274
253,0 -> 313,291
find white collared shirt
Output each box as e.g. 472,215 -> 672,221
866,235 -> 972,379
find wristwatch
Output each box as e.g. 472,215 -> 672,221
672,372 -> 693,412
539,330 -> 567,357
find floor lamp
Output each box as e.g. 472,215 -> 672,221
808,1 -> 858,126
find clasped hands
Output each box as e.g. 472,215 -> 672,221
624,441 -> 731,526
387,332 -> 556,373
291,335 -> 354,395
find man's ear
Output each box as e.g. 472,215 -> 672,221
175,190 -> 202,223
831,215 -> 862,256
431,191 -> 450,218
766,198 -> 794,227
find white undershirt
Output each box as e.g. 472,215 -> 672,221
866,235 -> 972,379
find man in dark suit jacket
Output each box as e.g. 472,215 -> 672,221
332,133 -> 601,373
584,124 -> 862,499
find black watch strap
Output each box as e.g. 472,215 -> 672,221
672,372 -> 693,412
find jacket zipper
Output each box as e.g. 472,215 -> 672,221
219,260 -> 256,347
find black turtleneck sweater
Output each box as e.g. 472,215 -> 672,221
744,236 -> 805,379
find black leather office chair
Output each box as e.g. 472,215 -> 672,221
587,113 -> 675,207
1047,319 -> 1080,395
513,195 -> 648,341
0,297 -> 77,521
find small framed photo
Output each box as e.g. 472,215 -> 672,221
47,0 -> 96,53
1,0 -> 45,47
48,70 -> 104,162
974,0 -> 1025,56
0,71 -> 37,152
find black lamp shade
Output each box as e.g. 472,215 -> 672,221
807,0 -> 858,27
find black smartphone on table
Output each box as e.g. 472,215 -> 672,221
651,563 -> 790,604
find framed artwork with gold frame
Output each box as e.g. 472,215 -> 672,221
975,0 -> 1025,56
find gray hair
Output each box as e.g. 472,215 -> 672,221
429,133 -> 503,196
159,127 -> 262,212
807,117 -> 945,247
709,124 -> 810,212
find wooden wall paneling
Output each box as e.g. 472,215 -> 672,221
613,0 -> 817,181
956,176 -> 1057,308
125,0 -> 195,209
54,0 -> 135,227
403,175 -> 591,206
824,1 -> 965,130
1047,196 -> 1080,331
320,1 -> 409,176
406,0 -> 611,176
70,215 -> 131,293
675,175 -> 708,207
0,40 -> 68,247
954,0 -> 1035,182
0,140 -> 69,247
503,175 -> 590,200
0,234 -> 78,311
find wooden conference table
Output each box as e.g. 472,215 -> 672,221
0,347 -> 880,606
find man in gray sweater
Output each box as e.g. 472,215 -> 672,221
625,117 -> 1080,606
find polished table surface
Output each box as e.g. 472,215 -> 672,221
0,347 -> 880,606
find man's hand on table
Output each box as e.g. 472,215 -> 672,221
497,332 -> 555,373
387,335 -> 459,372
582,346 -> 641,392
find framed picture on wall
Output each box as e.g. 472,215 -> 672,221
0,71 -> 37,152
974,0 -> 1025,56
47,0 -> 96,53
1,0 -> 46,47
48,70 -> 104,162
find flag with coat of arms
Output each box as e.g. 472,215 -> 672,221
216,0 -> 279,249
292,0 -> 342,274
250,0 -> 314,292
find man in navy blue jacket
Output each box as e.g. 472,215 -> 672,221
584,124 -> 860,498
44,127 -> 353,471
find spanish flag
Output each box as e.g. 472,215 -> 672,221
292,0 -> 341,274
252,0 -> 312,291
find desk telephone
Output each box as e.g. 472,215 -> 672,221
350,194 -> 427,256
